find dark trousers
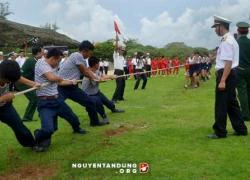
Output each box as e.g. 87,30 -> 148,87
124,67 -> 129,80
112,69 -> 125,101
90,91 -> 115,118
237,68 -> 250,120
35,97 -> 81,144
99,67 -> 104,74
0,103 -> 35,147
58,85 -> 100,125
16,84 -> 38,121
133,65 -> 137,79
134,69 -> 147,90
213,69 -> 247,137
104,66 -> 108,75
145,65 -> 151,77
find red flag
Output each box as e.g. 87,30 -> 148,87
114,20 -> 121,35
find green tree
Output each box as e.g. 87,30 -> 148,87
93,40 -> 114,61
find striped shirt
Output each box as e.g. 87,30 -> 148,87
58,52 -> 87,80
0,83 -> 9,107
82,70 -> 100,95
35,59 -> 58,96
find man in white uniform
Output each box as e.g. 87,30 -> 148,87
112,34 -> 126,102
208,15 -> 248,139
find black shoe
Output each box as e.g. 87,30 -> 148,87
119,98 -> 125,101
102,117 -> 110,124
207,134 -> 226,139
73,128 -> 88,134
34,129 -> 51,148
112,109 -> 125,113
232,132 -> 248,136
32,145 -> 48,152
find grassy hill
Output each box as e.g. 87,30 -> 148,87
0,69 -> 250,179
0,19 -> 79,48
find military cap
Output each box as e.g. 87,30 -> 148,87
236,22 -> 250,28
211,15 -> 231,28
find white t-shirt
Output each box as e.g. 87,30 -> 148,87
188,57 -> 195,64
99,61 -> 104,67
113,51 -> 124,70
135,58 -> 145,69
215,32 -> 239,70
131,57 -> 137,65
15,56 -> 26,67
146,57 -> 151,65
123,60 -> 127,67
103,61 -> 109,67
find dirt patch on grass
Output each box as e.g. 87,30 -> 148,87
0,164 -> 57,180
104,125 -> 131,137
104,123 -> 148,137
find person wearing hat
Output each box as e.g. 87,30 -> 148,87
208,16 -> 248,139
112,34 -> 126,102
15,46 -> 42,122
236,21 -> 250,121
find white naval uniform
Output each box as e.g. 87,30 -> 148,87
215,32 -> 239,70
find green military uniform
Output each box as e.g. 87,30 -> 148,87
236,22 -> 250,121
16,57 -> 38,121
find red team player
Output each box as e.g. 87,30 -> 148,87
160,56 -> 167,75
165,57 -> 170,75
151,57 -> 158,77
127,58 -> 133,77
172,57 -> 180,75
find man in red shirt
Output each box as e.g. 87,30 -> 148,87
151,57 -> 158,77
173,57 -> 180,75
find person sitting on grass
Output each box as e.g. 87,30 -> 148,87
82,56 -> 125,124
0,60 -> 41,150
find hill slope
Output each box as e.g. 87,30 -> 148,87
0,19 -> 79,48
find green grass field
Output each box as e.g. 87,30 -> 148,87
1,70 -> 250,179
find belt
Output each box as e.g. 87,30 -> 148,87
215,68 -> 237,76
216,67 -> 237,72
38,95 -> 58,100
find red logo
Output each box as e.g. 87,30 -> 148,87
139,162 -> 149,173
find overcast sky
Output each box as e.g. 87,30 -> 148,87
6,0 -> 250,49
